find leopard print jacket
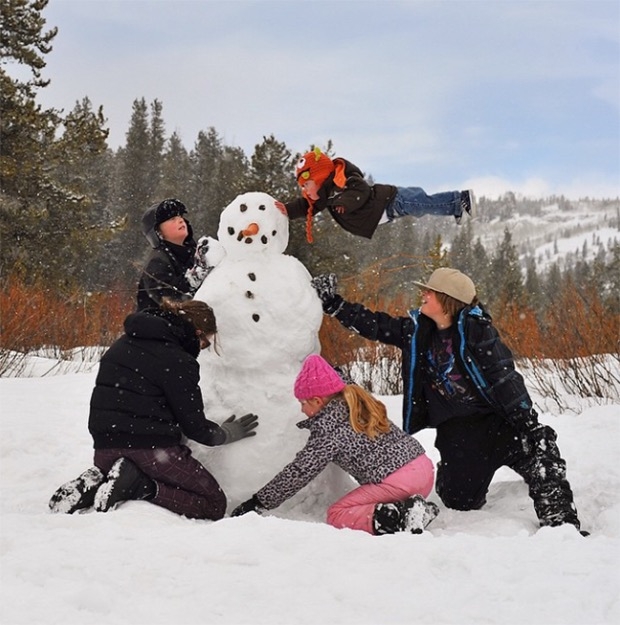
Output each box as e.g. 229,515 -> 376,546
255,397 -> 426,510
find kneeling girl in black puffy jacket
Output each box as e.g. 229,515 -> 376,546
49,298 -> 258,519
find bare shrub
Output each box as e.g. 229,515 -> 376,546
0,278 -> 132,376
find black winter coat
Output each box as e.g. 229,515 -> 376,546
325,296 -> 538,434
285,159 -> 397,239
88,309 -> 226,449
137,240 -> 197,311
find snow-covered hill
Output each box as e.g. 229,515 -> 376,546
473,197 -> 619,271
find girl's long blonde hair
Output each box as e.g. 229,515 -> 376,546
341,385 -> 391,439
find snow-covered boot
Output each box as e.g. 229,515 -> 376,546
49,466 -> 106,514
94,458 -> 156,512
373,495 -> 440,535
402,495 -> 440,534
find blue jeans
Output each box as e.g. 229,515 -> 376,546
386,187 -> 461,221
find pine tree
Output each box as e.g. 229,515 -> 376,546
488,228 -> 524,310
156,131 -> 191,200
187,127 -> 225,237
248,134 -> 297,200
0,0 -> 111,289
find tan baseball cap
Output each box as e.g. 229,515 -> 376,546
413,268 -> 476,305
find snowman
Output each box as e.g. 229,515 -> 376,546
192,191 -> 353,520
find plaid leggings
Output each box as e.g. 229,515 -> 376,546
94,445 -> 226,520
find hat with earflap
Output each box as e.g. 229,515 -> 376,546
141,199 -> 189,249
295,147 -> 335,190
294,148 -> 335,244
294,354 -> 346,401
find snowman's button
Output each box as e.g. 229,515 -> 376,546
252,314 -> 260,322
245,291 -> 254,299
248,273 -> 256,281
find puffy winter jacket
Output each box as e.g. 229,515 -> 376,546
325,296 -> 537,434
88,309 -> 226,449
285,158 -> 397,239
137,240 -> 197,311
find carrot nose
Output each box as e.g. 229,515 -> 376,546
241,223 -> 259,237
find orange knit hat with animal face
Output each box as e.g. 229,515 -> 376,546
295,147 -> 335,190
295,147 -> 335,244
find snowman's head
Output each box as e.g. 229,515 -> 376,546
217,192 -> 289,258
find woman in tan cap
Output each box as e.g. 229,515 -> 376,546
310,268 -> 586,535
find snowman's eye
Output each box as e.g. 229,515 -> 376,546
228,227 -> 235,235
240,204 -> 248,212
258,204 -> 266,211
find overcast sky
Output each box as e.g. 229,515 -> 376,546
24,0 -> 620,199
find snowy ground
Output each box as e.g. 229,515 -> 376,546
1,355 -> 619,625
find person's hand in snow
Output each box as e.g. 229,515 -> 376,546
231,495 -> 265,517
220,413 -> 259,444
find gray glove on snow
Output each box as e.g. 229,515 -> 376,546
220,414 -> 259,444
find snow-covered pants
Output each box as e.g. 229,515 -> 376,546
434,413 -> 580,529
94,445 -> 227,520
326,454 -> 435,534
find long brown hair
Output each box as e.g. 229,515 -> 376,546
341,385 -> 391,439
160,298 -> 217,337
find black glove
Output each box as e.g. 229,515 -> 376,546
231,495 -> 265,517
311,273 -> 338,303
220,413 -> 259,444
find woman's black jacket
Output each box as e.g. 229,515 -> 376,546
88,309 -> 226,449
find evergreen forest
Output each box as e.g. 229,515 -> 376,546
1,1 -> 618,378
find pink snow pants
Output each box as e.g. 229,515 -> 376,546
326,454 -> 435,534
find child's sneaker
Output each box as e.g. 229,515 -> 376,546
49,466 -> 106,514
94,458 -> 156,512
401,495 -> 440,534
455,189 -> 476,224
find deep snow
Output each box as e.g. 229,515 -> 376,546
1,354 -> 619,625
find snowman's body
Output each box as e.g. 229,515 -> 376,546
192,192 -> 353,519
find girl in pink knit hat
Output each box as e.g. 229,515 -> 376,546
232,354 -> 439,535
